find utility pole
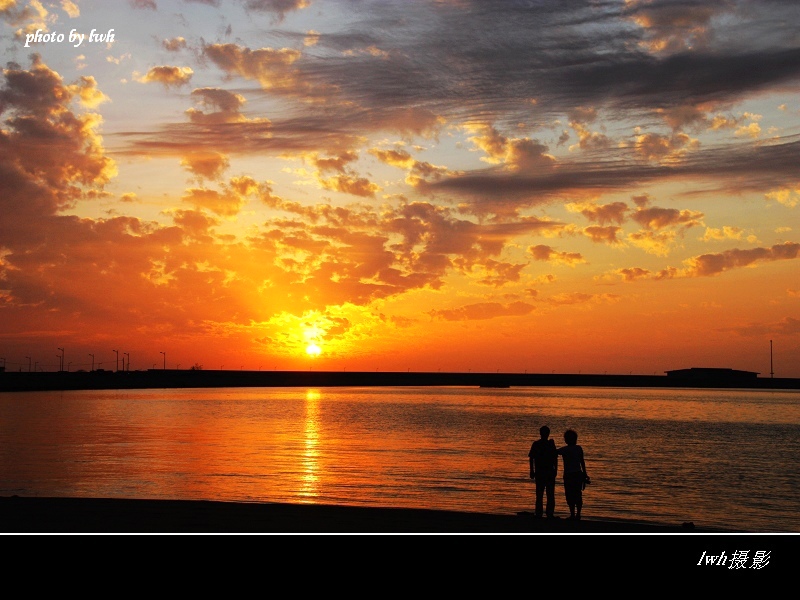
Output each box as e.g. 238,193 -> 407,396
124,352 -> 130,372
113,349 -> 119,372
160,351 -> 166,370
57,347 -> 64,372
89,354 -> 94,372
26,356 -> 31,372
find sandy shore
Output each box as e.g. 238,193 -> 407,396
1,495 -> 738,534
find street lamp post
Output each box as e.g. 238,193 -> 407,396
113,349 -> 119,372
26,356 -> 31,372
124,353 -> 130,372
89,354 -> 94,372
160,351 -> 166,370
57,347 -> 64,372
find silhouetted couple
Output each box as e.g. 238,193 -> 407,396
528,425 -> 590,520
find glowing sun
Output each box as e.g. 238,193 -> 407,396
306,343 -> 322,357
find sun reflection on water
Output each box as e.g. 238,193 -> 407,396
299,389 -> 321,500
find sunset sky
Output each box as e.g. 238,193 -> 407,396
1,0 -> 799,377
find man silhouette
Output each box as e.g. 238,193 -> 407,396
528,425 -> 558,518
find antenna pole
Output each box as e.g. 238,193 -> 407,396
770,339 -> 774,378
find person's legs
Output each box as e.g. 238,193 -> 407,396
564,473 -> 581,518
545,478 -> 555,517
563,480 -> 575,518
534,479 -> 545,517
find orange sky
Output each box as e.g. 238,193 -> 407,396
1,1 -> 799,377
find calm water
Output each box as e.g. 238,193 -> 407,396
1,385 -> 799,532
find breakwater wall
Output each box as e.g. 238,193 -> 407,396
1,369 -> 798,392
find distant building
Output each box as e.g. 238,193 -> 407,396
665,368 -> 759,381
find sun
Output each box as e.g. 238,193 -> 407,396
306,343 -> 322,357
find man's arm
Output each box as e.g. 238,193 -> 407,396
529,444 -> 535,478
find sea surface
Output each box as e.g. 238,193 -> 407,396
1,385 -> 798,532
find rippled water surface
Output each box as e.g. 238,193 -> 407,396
1,385 -> 798,532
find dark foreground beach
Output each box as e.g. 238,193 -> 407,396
1,495 -> 737,534
5,496 -> 793,580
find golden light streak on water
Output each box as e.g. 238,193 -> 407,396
300,389 -> 321,501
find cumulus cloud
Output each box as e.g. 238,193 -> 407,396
180,151 -> 230,180
136,65 -> 193,88
584,226 -> 624,245
633,131 -> 699,163
0,55 -> 117,223
765,185 -> 800,208
566,201 -> 629,225
528,245 -> 585,266
202,43 -> 304,93
701,226 -> 756,243
465,123 -> 556,172
163,37 -> 187,52
631,206 -> 704,230
185,87 -> 252,124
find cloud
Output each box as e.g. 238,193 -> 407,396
701,226 -> 756,243
464,123 -> 556,172
633,132 -> 699,163
60,1 -> 79,18
584,225 -> 624,246
631,206 -> 704,230
181,175 -> 263,216
69,75 -> 110,108
424,137 -> 800,216
546,292 -> 619,306
369,147 -> 453,187
0,0 -> 48,37
181,187 -> 247,216
627,230 -> 677,256
163,37 -> 187,52
681,242 -> 800,277
136,65 -> 193,88
0,55 -> 117,227
614,267 -> 652,282
185,88 -> 252,124
528,245 -> 585,266
723,317 -> 800,337
474,259 -> 526,288
242,0 -> 311,22
765,185 -> 800,208
428,301 -> 535,321
180,151 -> 230,180
202,42 -> 304,93
624,0 -> 721,54
566,201 -> 629,225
